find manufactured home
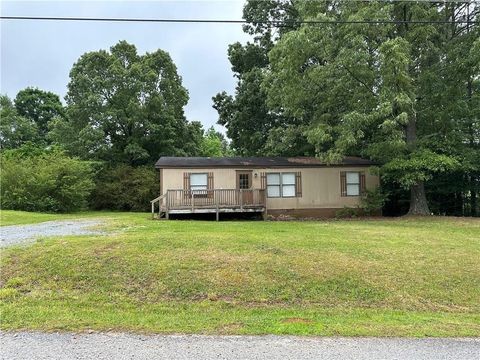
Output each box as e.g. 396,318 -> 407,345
151,157 -> 379,220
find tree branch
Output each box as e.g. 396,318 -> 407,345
339,64 -> 377,98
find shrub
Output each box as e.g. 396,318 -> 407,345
0,147 -> 94,212
90,164 -> 158,212
336,188 -> 387,218
335,206 -> 360,219
359,187 -> 387,216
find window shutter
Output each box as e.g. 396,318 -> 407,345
340,171 -> 347,197
183,172 -> 191,198
207,172 -> 214,199
260,172 -> 267,189
207,172 -> 214,189
360,172 -> 366,194
183,172 -> 190,190
295,171 -> 302,197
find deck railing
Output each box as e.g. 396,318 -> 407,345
151,189 -> 266,219
166,188 -> 265,210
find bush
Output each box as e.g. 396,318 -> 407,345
359,187 -> 387,216
336,188 -> 386,218
90,164 -> 158,212
0,147 -> 94,212
335,206 -> 361,219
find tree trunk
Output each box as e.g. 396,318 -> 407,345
406,111 -> 431,215
408,181 -> 430,215
471,175 -> 478,217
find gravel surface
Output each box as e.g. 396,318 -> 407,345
1,332 -> 479,360
0,220 -> 105,247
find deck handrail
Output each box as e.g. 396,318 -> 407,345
150,193 -> 167,219
165,188 -> 265,210
151,189 -> 266,219
150,194 -> 166,204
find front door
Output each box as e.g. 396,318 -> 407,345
236,171 -> 253,205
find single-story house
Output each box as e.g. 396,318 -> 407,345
151,156 -> 379,220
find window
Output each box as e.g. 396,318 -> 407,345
267,173 -> 280,197
267,173 -> 297,198
239,173 -> 250,189
190,173 -> 208,192
346,172 -> 360,196
281,173 -> 296,197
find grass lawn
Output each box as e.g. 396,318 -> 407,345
1,211 -> 479,337
0,210 -> 117,226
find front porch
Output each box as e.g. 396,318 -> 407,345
151,189 -> 266,220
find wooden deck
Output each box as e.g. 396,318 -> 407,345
151,189 -> 266,220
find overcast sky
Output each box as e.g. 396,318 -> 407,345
0,0 -> 251,132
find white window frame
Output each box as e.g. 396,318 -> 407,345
266,173 -> 281,198
190,173 -> 208,193
281,173 -> 296,198
346,171 -> 360,196
266,172 -> 297,198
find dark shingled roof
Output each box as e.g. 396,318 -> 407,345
155,156 -> 375,168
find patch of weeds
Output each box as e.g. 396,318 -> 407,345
255,244 -> 284,255
314,276 -> 387,302
5,277 -> 26,288
0,288 -> 20,301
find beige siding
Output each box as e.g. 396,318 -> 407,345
160,167 -> 379,210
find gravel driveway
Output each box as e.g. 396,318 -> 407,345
0,220 -> 105,247
1,332 -> 479,360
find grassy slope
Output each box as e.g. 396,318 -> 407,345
0,210 -> 118,226
1,212 -> 479,336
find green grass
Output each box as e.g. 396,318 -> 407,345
1,212 -> 479,336
0,210 -> 118,226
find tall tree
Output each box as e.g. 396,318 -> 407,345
14,87 -> 65,137
51,41 -> 201,165
212,0 -> 312,156
0,95 -> 39,149
200,126 -> 231,157
264,0 -> 478,215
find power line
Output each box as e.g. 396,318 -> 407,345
0,15 -> 477,25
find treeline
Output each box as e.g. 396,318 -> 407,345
1,1 -> 479,216
213,0 -> 479,216
0,41 -> 230,212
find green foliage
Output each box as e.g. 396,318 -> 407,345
0,95 -> 39,149
213,3 -> 307,156
14,87 -> 65,137
213,67 -> 278,155
335,188 -> 386,218
335,206 -> 360,219
90,164 -> 158,211
359,187 -> 387,216
0,147 -> 94,212
55,41 -> 200,164
263,0 -> 479,214
382,151 -> 460,189
200,127 -> 231,157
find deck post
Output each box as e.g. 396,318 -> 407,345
151,202 -> 155,220
215,194 -> 219,221
262,190 -> 267,220
191,192 -> 195,213
165,192 -> 169,219
240,189 -> 243,211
